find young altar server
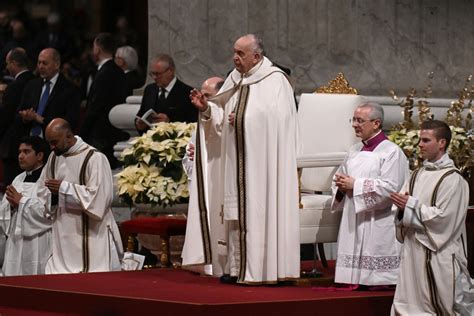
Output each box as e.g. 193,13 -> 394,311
0,136 -> 52,276
390,120 -> 473,315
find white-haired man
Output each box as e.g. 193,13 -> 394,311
333,102 -> 409,290
187,34 -> 299,284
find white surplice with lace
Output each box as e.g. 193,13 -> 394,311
332,140 -> 409,285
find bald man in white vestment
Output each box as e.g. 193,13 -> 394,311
183,34 -> 299,284
38,118 -> 123,273
390,120 -> 473,315
181,76 -> 225,276
333,102 -> 408,289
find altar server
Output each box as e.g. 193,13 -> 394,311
390,120 -> 473,315
0,136 -> 52,276
333,102 -> 409,288
183,34 -> 299,284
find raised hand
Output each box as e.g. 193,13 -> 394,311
189,89 -> 208,112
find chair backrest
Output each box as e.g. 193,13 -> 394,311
297,93 -> 362,192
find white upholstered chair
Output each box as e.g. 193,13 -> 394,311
297,93 -> 362,267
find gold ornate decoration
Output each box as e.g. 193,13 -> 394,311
389,73 -> 474,176
390,88 -> 416,130
446,74 -> 473,128
314,73 -> 358,94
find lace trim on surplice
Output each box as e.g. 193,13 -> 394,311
336,254 -> 400,271
362,179 -> 378,208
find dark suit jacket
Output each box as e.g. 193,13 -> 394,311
0,70 -> 35,139
136,79 -> 197,132
80,59 -> 128,144
125,70 -> 144,95
0,73 -> 80,159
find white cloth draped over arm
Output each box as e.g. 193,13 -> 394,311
352,147 -> 408,214
57,154 -> 113,221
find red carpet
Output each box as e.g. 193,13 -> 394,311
0,262 -> 394,315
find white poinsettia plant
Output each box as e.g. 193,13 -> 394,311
116,122 -> 196,207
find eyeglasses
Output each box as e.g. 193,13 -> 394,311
149,68 -> 169,77
350,117 -> 377,126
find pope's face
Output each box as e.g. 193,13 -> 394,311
233,37 -> 259,74
419,129 -> 445,162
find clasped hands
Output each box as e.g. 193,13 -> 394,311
19,108 -> 44,124
5,185 -> 22,208
334,173 -> 354,193
335,173 -> 410,210
45,179 -> 62,195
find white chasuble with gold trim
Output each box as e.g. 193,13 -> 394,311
182,57 -> 300,283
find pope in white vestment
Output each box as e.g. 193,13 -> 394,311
0,168 -> 52,276
391,153 -> 472,315
182,35 -> 300,284
38,120 -> 123,274
333,103 -> 409,286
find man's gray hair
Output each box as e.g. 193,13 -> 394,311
358,102 -> 384,124
152,54 -> 175,71
116,46 -> 138,71
243,34 -> 264,55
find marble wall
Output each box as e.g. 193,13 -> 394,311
148,0 -> 473,97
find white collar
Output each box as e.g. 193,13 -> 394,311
423,153 -> 454,170
44,72 -> 59,86
25,164 -> 44,176
162,76 -> 177,93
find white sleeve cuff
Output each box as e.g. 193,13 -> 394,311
402,196 -> 424,230
59,181 -> 71,195
353,178 -> 363,196
19,196 -> 29,206
200,104 -> 211,120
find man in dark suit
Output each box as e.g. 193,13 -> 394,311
15,48 -> 81,139
0,48 -> 35,186
135,54 -> 197,134
80,33 -> 129,169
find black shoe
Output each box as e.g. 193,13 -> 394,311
220,274 -> 238,284
139,246 -> 158,267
